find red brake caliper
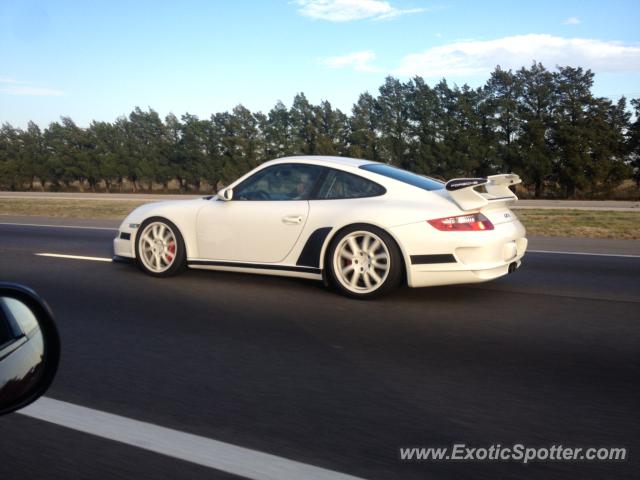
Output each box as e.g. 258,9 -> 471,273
167,241 -> 176,262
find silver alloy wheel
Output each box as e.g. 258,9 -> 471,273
333,231 -> 391,294
138,222 -> 178,273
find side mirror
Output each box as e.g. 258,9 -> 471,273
219,188 -> 233,201
0,283 -> 60,415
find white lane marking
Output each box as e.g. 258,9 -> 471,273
0,222 -> 117,231
36,253 -> 112,262
19,397 -> 365,480
528,249 -> 640,258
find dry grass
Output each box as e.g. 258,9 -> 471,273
0,199 -> 151,219
1,199 -> 639,239
513,209 -> 640,240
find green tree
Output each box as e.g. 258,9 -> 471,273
126,107 -> 171,190
0,124 -> 23,190
19,122 -> 47,190
516,63 -> 556,197
176,113 -> 211,191
629,98 -> 640,188
407,78 -> 439,175
290,93 -> 318,155
264,100 -> 295,159
43,117 -> 96,191
0,64 -> 635,198
213,105 -> 263,184
375,76 -> 411,166
552,67 -> 601,196
314,100 -> 348,156
349,92 -> 381,161
586,97 -> 631,195
88,120 -> 126,191
485,67 -> 523,173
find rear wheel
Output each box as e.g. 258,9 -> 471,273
328,225 -> 402,299
135,218 -> 186,277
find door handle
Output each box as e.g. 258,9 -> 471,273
282,215 -> 303,225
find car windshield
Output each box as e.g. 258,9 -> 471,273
360,164 -> 444,192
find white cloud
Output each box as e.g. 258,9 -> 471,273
0,76 -> 65,96
374,7 -> 425,20
394,34 -> 640,77
320,50 -> 381,71
295,0 -> 425,22
563,17 -> 581,25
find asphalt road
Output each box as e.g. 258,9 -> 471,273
0,221 -> 638,479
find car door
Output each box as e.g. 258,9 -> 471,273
196,163 -> 323,263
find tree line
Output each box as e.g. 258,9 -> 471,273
1,63 -> 639,198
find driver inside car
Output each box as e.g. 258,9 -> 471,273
288,172 -> 311,200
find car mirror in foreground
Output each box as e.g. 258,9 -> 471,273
219,188 -> 233,201
0,283 -> 60,415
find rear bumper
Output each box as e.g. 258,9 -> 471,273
391,219 -> 527,288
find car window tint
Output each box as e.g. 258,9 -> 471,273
234,164 -> 323,201
360,163 -> 444,191
316,169 -> 386,199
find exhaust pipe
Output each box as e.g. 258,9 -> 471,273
508,262 -> 518,274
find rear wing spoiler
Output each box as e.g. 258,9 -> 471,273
445,174 -> 521,211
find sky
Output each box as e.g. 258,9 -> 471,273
1,0 -> 639,128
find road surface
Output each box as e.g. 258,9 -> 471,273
0,220 -> 638,479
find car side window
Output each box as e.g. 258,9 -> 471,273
315,169 -> 386,200
233,164 -> 323,201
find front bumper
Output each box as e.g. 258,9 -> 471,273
391,219 -> 527,288
113,228 -> 136,260
112,254 -> 135,264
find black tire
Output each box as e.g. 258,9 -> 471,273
326,224 -> 403,299
135,217 -> 187,277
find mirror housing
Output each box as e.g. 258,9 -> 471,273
0,283 -> 60,415
219,188 -> 233,201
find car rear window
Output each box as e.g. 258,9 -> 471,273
315,169 -> 386,199
360,164 -> 444,192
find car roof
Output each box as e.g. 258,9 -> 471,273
264,156 -> 379,169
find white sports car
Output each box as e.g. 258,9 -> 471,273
113,156 -> 527,298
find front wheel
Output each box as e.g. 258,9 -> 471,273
327,225 -> 403,299
135,218 -> 186,277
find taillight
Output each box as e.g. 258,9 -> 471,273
428,213 -> 494,231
